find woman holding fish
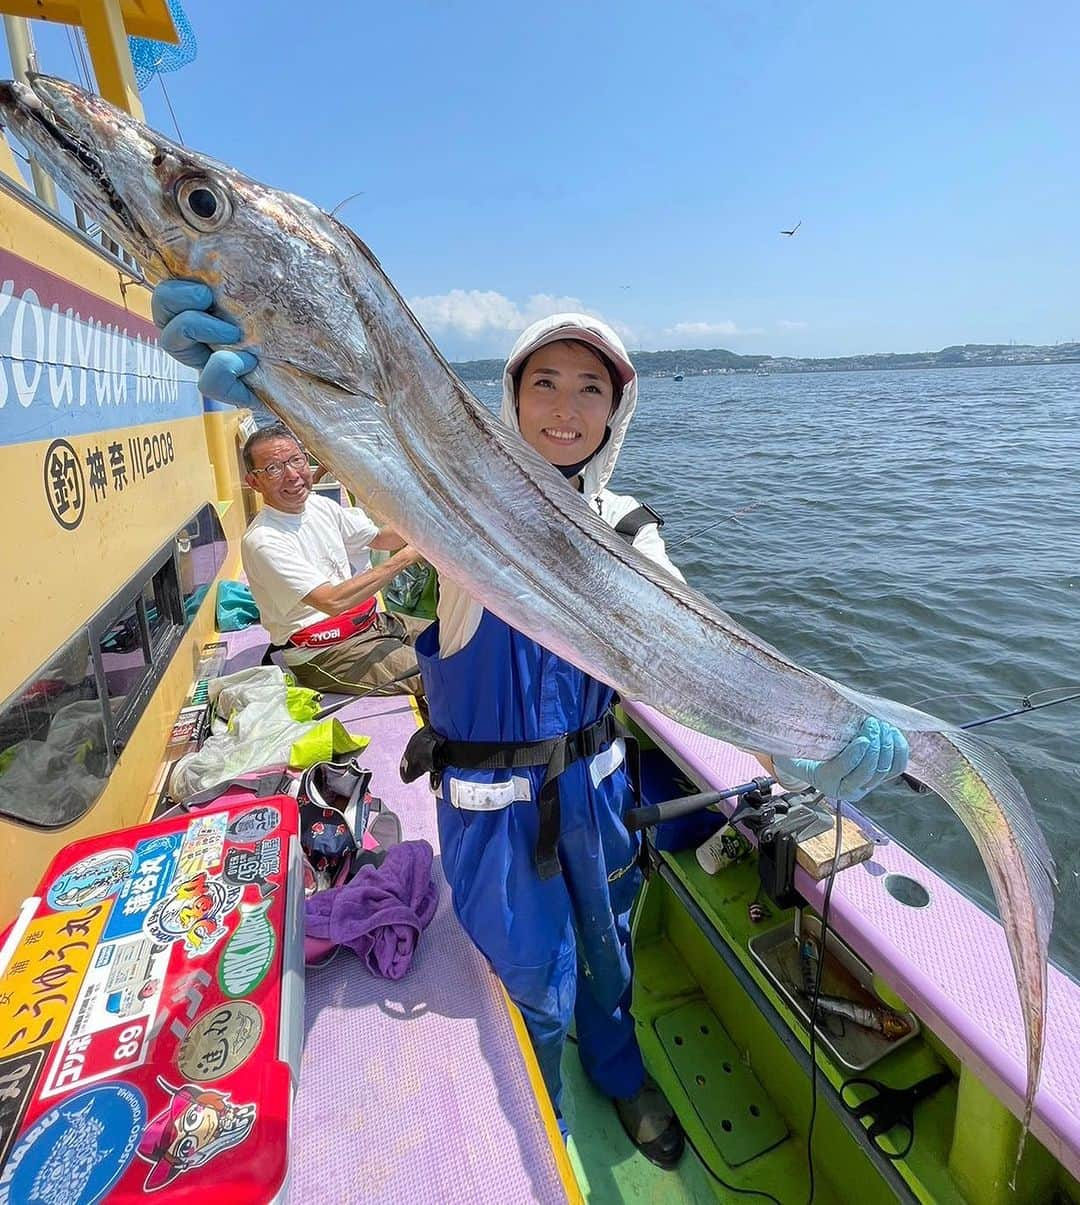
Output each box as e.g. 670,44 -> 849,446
151,285 -> 909,1167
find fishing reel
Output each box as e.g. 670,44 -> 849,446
625,777 -> 833,909
731,786 -> 832,909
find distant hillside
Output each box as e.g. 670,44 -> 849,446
451,341 -> 1080,380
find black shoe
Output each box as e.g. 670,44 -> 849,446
613,1081 -> 685,1170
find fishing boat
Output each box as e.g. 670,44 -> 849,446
0,7 -> 1078,1203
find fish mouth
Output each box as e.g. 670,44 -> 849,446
0,75 -> 154,261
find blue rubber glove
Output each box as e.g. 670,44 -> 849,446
772,717 -> 909,802
151,279 -> 259,407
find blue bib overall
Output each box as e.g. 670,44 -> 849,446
415,611 -> 645,1107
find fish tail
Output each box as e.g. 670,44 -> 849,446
905,726 -> 1056,1146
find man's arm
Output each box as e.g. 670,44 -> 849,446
301,545 -> 423,617
369,528 -> 409,551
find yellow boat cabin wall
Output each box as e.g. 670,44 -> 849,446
0,2 -> 251,923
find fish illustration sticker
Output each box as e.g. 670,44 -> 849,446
218,900 -> 277,998
47,849 -> 132,910
177,1002 -> 263,1082
226,806 -> 280,844
0,1083 -> 145,1205
143,872 -> 241,956
136,1077 -> 255,1192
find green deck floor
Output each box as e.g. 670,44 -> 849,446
562,1041 -> 719,1203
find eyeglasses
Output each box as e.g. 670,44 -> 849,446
251,453 -> 309,480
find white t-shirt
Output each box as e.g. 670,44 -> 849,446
437,487 -> 685,656
241,494 -> 379,645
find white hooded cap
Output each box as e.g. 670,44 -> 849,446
500,313 -> 638,499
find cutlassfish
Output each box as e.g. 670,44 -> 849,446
0,76 -> 1055,1150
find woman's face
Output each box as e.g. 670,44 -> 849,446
516,340 -> 615,468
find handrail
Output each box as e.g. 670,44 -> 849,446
0,160 -> 145,281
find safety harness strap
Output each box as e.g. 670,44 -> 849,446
613,503 -> 664,540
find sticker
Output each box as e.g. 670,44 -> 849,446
105,834 -> 182,941
0,905 -> 111,1059
218,901 -> 276,998
102,937 -> 165,1019
42,438 -> 86,531
136,1077 -> 256,1192
222,838 -> 281,897
41,937 -> 169,1099
0,1049 -> 47,1169
226,806 -> 280,843
145,971 -> 211,1051
47,850 -> 132,911
144,873 -> 241,957
0,1082 -> 145,1205
177,813 -> 228,880
177,1003 -> 263,1082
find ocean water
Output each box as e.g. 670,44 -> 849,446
257,362 -> 1078,974
470,363 -> 1080,977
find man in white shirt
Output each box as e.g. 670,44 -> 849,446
240,423 -> 428,696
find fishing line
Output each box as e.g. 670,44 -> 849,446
158,73 -> 185,145
667,493 -> 819,552
65,26 -> 90,90
912,684 -> 1080,713
803,793 -> 843,1205
74,30 -> 94,97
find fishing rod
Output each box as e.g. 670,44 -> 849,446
900,685 -> 1080,792
627,685 -> 1080,827
955,688 -> 1080,729
313,664 -> 422,720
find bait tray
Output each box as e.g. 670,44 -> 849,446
749,911 -> 921,1071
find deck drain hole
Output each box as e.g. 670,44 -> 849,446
696,1075 -> 706,1087
721,1120 -> 733,1132
722,1061 -> 732,1073
749,1104 -> 760,1117
884,873 -> 931,908
700,1024 -> 710,1034
674,1035 -> 683,1045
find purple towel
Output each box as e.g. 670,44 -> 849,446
304,839 -> 438,979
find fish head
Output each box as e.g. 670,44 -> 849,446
0,75 -> 373,389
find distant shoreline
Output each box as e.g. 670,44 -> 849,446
451,344 -> 1080,382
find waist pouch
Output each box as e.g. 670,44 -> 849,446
289,598 -> 378,648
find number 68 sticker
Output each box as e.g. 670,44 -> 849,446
114,1024 -> 145,1062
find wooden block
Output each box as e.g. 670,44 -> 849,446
796,814 -> 874,879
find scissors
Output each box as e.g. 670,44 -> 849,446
840,1069 -> 952,1159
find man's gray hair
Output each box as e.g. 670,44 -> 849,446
242,422 -> 300,472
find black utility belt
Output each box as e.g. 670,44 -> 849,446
400,710 -> 620,786
400,710 -> 635,880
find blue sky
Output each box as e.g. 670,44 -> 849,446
14,1 -> 1080,360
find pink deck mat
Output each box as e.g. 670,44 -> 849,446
216,625 -> 568,1203
624,700 -> 1080,1181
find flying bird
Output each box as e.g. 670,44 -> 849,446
780,221 -> 802,237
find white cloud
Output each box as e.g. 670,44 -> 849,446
777,319 -> 808,331
662,320 -> 763,341
407,289 -> 634,357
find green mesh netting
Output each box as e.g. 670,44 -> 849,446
128,0 -> 197,89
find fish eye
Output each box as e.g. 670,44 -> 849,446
175,176 -> 232,232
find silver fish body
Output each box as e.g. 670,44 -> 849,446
0,76 -> 1055,1147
